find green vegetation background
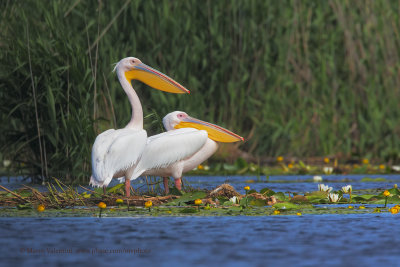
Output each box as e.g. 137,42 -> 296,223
1,0 -> 400,182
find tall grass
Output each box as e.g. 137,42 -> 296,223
1,0 -> 400,182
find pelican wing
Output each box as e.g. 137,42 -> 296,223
128,128 -> 208,180
91,128 -> 147,187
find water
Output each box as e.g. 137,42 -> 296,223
1,215 -> 399,266
1,175 -> 400,266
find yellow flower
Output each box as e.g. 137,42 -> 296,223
115,199 -> 123,204
383,190 -> 390,197
144,201 -> 152,208
273,210 -> 280,215
348,205 -> 354,209
296,212 -> 302,216
373,208 -> 381,213
167,211 -> 172,214
288,163 -> 294,169
324,157 -> 330,164
276,156 -> 284,162
390,207 -> 399,214
362,158 -> 369,165
359,205 -> 366,209
379,164 -> 385,170
98,202 -> 106,209
244,186 -> 250,191
194,199 -> 202,206
394,184 -> 398,189
37,204 -> 45,212
197,164 -> 204,170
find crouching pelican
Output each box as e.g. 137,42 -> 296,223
138,111 -> 244,193
90,57 -> 189,197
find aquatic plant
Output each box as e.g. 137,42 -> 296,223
98,202 -> 106,218
383,190 -> 390,208
342,185 -> 353,203
318,184 -> 333,193
145,201 -> 153,212
229,196 -> 239,204
37,204 -> 45,212
328,193 -> 341,203
313,176 -> 323,182
194,199 -> 202,211
389,207 -> 399,214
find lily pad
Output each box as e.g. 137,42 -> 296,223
273,192 -> 287,201
260,188 -> 275,196
273,202 -> 312,210
165,191 -> 206,206
305,191 -> 328,201
180,208 -> 199,214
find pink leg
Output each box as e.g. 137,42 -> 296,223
163,177 -> 170,194
174,178 -> 182,190
125,178 -> 131,197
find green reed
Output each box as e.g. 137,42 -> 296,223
1,0 -> 400,182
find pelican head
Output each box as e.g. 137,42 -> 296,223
163,111 -> 244,143
114,57 -> 189,94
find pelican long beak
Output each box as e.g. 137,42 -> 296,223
174,117 -> 244,143
125,63 -> 189,94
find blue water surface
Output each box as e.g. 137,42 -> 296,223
1,175 -> 400,266
1,214 -> 399,267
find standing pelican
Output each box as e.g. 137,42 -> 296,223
137,111 -> 244,193
90,57 -> 189,197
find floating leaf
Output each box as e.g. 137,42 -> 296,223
260,188 -> 275,196
180,208 -> 198,214
273,192 -> 287,201
16,204 -> 32,210
165,191 -> 206,206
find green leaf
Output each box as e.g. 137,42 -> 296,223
107,183 -> 124,194
17,204 -> 32,210
165,191 -> 206,206
305,191 -> 328,200
260,188 -> 275,196
273,202 -> 308,210
273,192 -> 287,201
180,208 -> 198,214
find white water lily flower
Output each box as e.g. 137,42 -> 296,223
328,193 -> 341,203
229,196 -> 238,204
318,184 -> 333,192
342,185 -> 352,193
313,176 -> 323,182
323,167 -> 333,174
392,166 -> 400,172
3,160 -> 11,167
204,165 -> 210,171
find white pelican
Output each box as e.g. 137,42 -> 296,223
135,111 -> 244,194
90,57 -> 189,197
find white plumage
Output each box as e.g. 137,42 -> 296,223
90,128 -> 147,187
139,111 -> 243,193
132,128 -> 208,179
90,57 -> 189,196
